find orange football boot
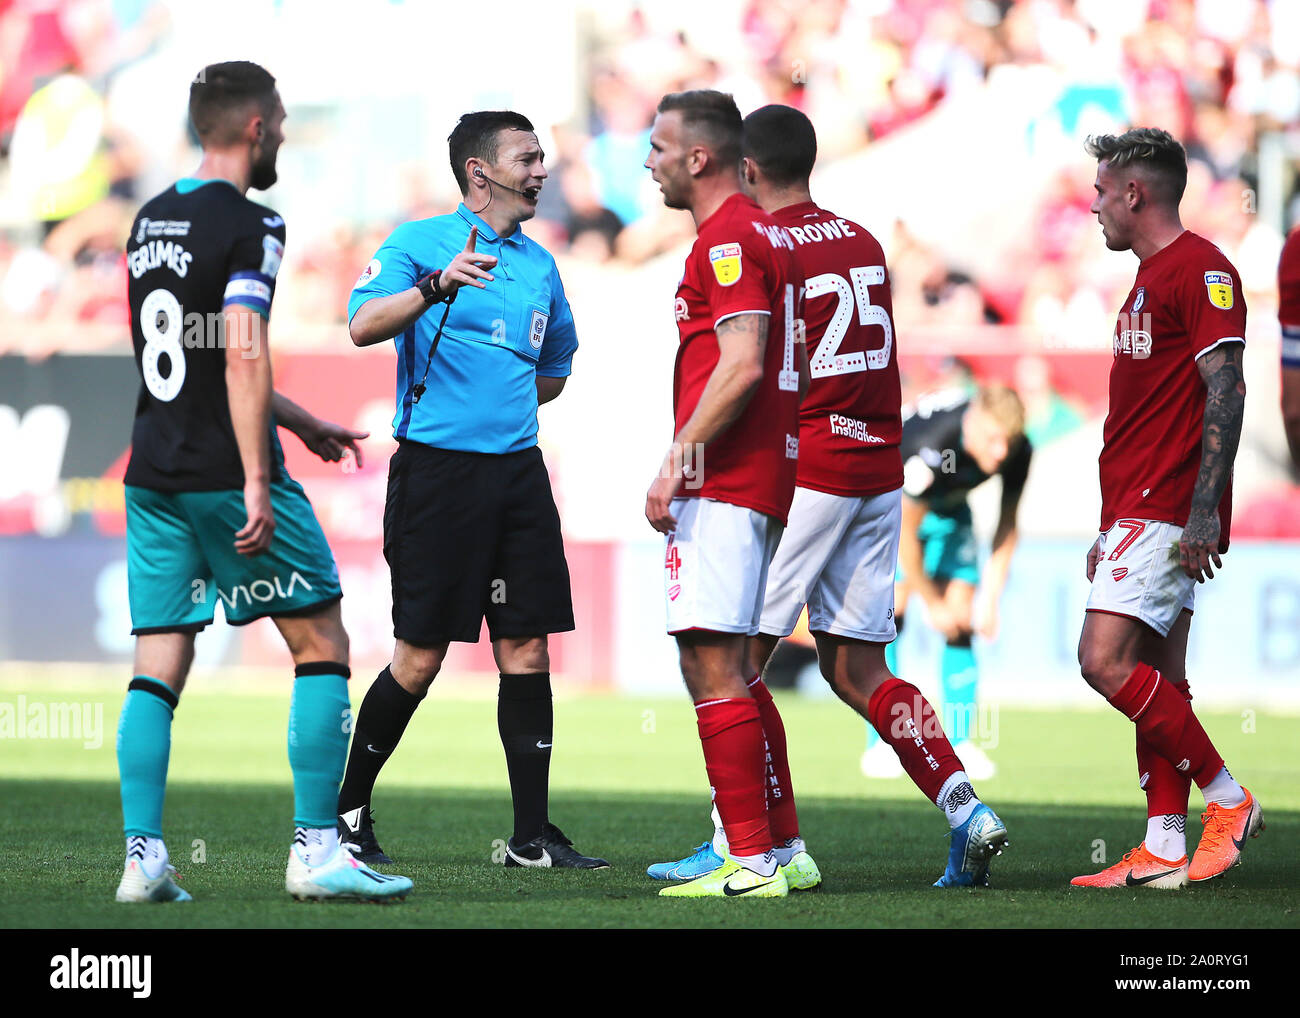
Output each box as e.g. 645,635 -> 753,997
1070,843 -> 1188,890
1188,788 -> 1263,883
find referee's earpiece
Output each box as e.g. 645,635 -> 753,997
474,168 -> 484,179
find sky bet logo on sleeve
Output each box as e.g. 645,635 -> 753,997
1204,271 -> 1234,309
708,243 -> 743,286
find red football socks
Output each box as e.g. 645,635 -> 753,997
1108,664 -> 1223,788
866,677 -> 961,802
1137,677 -> 1194,817
747,675 -> 799,843
694,697 -> 772,857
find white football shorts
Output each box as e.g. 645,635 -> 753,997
759,485 -> 901,642
664,497 -> 783,636
1085,518 -> 1195,637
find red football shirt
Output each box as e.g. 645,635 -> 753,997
672,192 -> 801,523
1099,230 -> 1245,548
1280,227 -> 1300,368
773,201 -> 903,497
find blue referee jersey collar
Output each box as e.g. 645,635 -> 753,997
454,202 -> 527,247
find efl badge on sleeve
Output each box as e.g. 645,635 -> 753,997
708,243 -> 743,286
1204,271 -> 1234,309
261,235 -> 285,278
529,309 -> 548,349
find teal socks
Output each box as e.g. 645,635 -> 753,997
288,663 -> 351,828
117,677 -> 178,838
941,638 -> 978,744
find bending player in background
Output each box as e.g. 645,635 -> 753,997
860,384 -> 1030,782
649,105 -> 1008,889
1072,128 -> 1260,889
117,61 -> 411,903
1280,225 -> 1300,473
643,90 -> 810,898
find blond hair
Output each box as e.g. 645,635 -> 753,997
974,383 -> 1025,437
1085,127 -> 1187,204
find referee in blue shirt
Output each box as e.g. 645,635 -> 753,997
338,111 -> 607,869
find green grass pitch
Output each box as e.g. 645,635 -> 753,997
1,676 -> 1296,929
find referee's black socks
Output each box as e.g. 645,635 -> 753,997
338,666 -> 425,816
498,672 -> 553,845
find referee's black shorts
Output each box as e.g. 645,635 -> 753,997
383,439 -> 575,645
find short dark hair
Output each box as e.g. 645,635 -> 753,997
742,104 -> 816,187
189,61 -> 277,145
658,90 -> 742,169
448,110 -> 535,195
1085,127 -> 1188,205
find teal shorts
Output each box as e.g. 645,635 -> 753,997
125,476 -> 342,633
897,504 -> 980,586
919,505 -> 980,585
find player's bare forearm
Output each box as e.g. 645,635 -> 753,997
983,526 -> 1018,604
226,308 -> 274,485
1187,342 -> 1246,528
1282,367 -> 1300,476
271,391 -> 313,436
673,313 -> 766,450
537,375 -> 567,405
899,496 -> 943,605
272,390 -> 368,466
349,290 -> 431,347
1180,341 -> 1245,580
985,490 -> 1021,595
226,307 -> 276,554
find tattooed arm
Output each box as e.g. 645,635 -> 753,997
645,313 -> 767,533
1180,341 -> 1246,582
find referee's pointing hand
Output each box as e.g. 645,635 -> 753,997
440,226 -> 497,295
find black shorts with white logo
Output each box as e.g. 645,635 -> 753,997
383,440 -> 575,645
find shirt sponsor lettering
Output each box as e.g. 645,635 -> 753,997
1114,327 -> 1153,359
828,413 -> 885,443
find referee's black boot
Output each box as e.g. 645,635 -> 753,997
338,805 -> 394,865
504,823 -> 610,869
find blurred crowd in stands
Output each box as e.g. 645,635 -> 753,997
2,0 -> 1297,367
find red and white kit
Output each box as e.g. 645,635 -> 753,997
665,192 -> 801,634
758,203 -> 904,641
1087,230 -> 1246,635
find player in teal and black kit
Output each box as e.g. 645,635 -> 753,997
116,61 -> 411,902
861,385 -> 1031,781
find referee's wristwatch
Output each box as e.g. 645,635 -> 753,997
416,269 -> 449,305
